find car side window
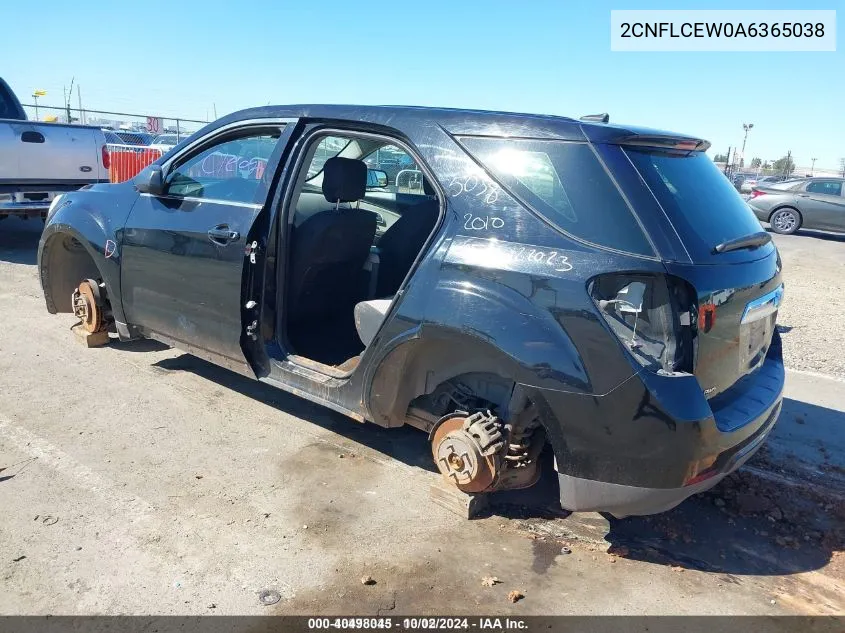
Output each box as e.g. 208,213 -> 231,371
805,181 -> 843,196
166,129 -> 283,203
363,144 -> 426,195
306,136 -> 351,178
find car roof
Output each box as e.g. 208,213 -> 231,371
211,104 -> 709,148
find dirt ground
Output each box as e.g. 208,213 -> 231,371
772,228 -> 845,380
0,218 -> 843,616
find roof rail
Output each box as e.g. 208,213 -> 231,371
580,113 -> 610,123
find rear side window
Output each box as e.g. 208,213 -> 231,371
459,137 -> 653,256
806,180 -> 843,196
625,148 -> 767,260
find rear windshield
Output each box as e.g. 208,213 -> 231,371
625,148 -> 767,259
459,137 -> 654,256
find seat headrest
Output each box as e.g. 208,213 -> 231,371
323,157 -> 367,203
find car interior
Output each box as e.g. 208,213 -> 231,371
282,133 -> 441,369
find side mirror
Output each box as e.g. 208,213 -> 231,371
366,169 -> 388,189
135,164 -> 164,195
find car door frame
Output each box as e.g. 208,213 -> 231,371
240,121 -> 446,422
121,116 -> 299,377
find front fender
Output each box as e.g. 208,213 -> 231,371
38,183 -> 136,324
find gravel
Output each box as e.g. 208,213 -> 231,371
773,232 -> 845,380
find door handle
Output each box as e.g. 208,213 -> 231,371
21,131 -> 45,143
207,225 -> 240,244
798,194 -> 810,197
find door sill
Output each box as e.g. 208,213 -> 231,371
286,353 -> 359,379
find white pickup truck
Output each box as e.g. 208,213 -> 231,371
0,78 -> 109,220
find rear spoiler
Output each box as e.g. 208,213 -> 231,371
579,123 -> 711,152
615,135 -> 710,152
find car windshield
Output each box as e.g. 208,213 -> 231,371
625,148 -> 770,260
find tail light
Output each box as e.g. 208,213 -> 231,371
750,189 -> 767,199
101,145 -> 111,170
590,273 -> 695,374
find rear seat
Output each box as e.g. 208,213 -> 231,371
354,298 -> 392,346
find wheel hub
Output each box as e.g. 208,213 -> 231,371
72,279 -> 107,333
774,211 -> 796,231
431,412 -> 503,493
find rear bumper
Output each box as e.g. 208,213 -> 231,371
0,193 -> 53,217
557,397 -> 780,518
747,201 -> 775,222
531,332 -> 785,518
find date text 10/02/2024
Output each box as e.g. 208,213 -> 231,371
307,617 -> 528,630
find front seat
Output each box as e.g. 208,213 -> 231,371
288,157 -> 377,324
375,178 -> 439,297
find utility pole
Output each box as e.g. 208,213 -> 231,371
785,150 -> 792,178
77,85 -> 84,125
66,77 -> 75,123
811,157 -> 817,176
32,89 -> 46,120
723,146 -> 732,175
740,122 -> 754,168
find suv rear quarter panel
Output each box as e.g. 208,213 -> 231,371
366,126 -> 665,428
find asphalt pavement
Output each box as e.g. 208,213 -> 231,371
0,217 -> 843,616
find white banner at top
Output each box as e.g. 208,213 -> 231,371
611,10 -> 836,52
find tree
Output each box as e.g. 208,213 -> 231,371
772,155 -> 795,176
713,153 -> 728,162
750,157 -> 762,168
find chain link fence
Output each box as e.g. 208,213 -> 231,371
21,103 -> 208,182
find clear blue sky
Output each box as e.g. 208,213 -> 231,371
2,0 -> 842,169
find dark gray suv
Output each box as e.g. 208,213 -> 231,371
38,105 -> 784,518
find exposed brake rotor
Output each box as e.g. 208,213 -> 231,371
431,411 -> 504,494
72,279 -> 108,333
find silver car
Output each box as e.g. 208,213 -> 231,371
748,177 -> 845,234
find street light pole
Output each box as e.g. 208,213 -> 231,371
811,158 -> 817,176
741,122 -> 754,168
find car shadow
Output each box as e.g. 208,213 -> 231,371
597,467 -> 843,578
766,226 -> 845,243
150,352 -> 437,473
110,338 -> 172,353
149,352 -> 844,578
0,217 -> 42,264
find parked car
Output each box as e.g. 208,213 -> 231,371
102,129 -> 125,145
115,131 -> 155,146
38,105 -> 784,518
731,172 -> 757,192
0,77 -> 109,220
756,175 -> 788,186
148,133 -> 183,153
740,175 -> 759,193
749,177 -> 845,234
